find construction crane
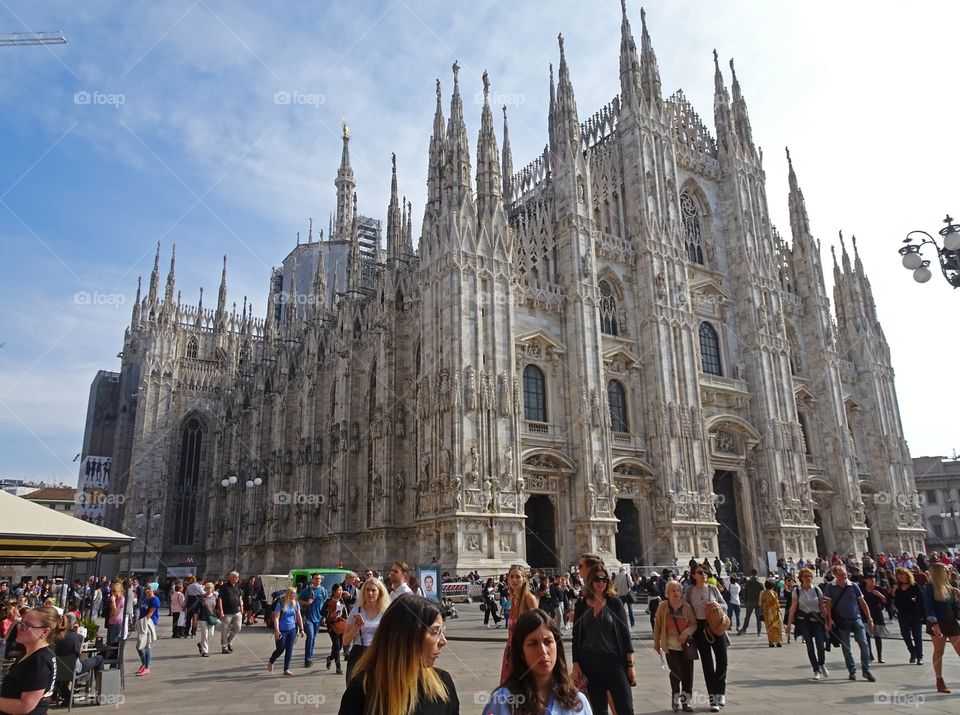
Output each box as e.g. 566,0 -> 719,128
0,31 -> 66,47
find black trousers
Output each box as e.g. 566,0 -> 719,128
579,651 -> 635,715
694,619 -> 728,700
483,601 -> 501,625
327,630 -> 342,666
665,648 -> 694,698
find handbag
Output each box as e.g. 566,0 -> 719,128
206,615 -> 220,626
670,610 -> 698,661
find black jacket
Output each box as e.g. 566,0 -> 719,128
571,594 -> 633,664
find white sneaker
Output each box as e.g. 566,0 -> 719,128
718,695 -> 726,707
820,665 -> 829,678
814,671 -> 822,680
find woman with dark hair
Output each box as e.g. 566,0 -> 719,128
482,578 -> 502,629
483,609 -> 590,715
571,564 -> 635,715
0,605 -> 59,715
322,584 -> 347,674
684,566 -> 728,712
337,594 -> 459,715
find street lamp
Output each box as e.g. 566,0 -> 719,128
221,472 -> 262,567
134,503 -> 162,569
899,214 -> 960,287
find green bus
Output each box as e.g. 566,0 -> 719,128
289,568 -> 352,594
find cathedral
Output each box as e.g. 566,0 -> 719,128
94,4 -> 926,577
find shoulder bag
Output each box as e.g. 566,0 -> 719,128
670,609 -> 697,660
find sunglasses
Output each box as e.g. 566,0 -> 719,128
592,576 -> 610,583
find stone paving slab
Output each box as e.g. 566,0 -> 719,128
96,608 -> 958,715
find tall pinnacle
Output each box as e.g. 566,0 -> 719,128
501,105 -> 514,199
148,241 -> 160,304
444,60 -> 473,206
164,244 -> 176,305
216,255 -> 228,321
639,7 -> 663,111
131,276 -> 142,325
552,34 -> 581,152
476,70 -> 502,216
713,50 -> 734,154
427,78 -> 446,209
311,238 -> 327,316
334,121 -> 356,241
786,147 -> 811,238
729,59 -> 755,152
618,0 -> 641,114
386,152 -> 402,261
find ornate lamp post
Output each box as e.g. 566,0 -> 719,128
221,473 -> 263,566
939,499 -> 960,543
899,215 -> 960,287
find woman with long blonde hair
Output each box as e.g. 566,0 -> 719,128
922,562 -> 960,693
0,605 -> 60,714
338,594 -> 458,715
342,577 -> 390,683
267,586 -> 304,676
499,565 -> 539,684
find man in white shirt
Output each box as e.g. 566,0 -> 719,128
388,561 -> 413,601
613,566 -> 635,627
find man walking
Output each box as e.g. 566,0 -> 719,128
299,573 -> 327,667
614,566 -> 635,627
387,561 -> 413,601
737,569 -> 763,635
217,571 -> 244,654
824,566 -> 875,681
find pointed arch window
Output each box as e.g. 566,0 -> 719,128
598,280 -> 620,336
523,365 -> 547,422
699,322 -> 722,376
172,417 -> 202,546
680,191 -> 704,264
607,380 -> 629,433
798,413 -> 811,455
185,337 -> 198,359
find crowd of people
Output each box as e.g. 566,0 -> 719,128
1,549 -> 959,714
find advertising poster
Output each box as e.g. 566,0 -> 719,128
76,456 -> 112,525
419,566 -> 439,601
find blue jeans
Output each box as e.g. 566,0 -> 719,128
802,619 -> 826,672
898,616 -> 924,660
137,647 -> 152,668
303,620 -> 321,665
270,628 -> 297,672
727,603 -> 741,630
835,618 -> 871,675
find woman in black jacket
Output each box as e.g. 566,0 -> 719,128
482,578 -> 501,628
571,564 -> 635,715
892,566 -> 925,665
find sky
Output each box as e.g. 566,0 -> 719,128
1,1 -> 957,486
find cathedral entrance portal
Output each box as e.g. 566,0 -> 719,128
524,495 -> 557,569
814,509 -> 827,560
712,470 -> 743,565
614,499 -> 642,565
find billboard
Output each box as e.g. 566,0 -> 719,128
76,456 -> 115,525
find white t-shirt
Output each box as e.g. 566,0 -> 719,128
390,582 -> 413,601
347,605 -> 383,647
728,582 -> 741,606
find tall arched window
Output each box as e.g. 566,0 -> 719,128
598,280 -> 620,336
699,322 -> 722,376
680,191 -> 704,264
607,380 -> 629,433
172,417 -> 203,546
185,337 -> 198,359
523,365 -> 547,422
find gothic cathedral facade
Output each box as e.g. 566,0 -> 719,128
98,6 -> 926,577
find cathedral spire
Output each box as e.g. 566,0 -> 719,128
164,243 -> 176,305
427,79 -> 446,210
386,152 -> 402,262
551,34 -> 581,154
308,217 -> 314,244
729,58 -> 756,154
311,239 -> 327,317
786,147 -> 811,239
444,60 -> 473,207
215,255 -> 228,330
348,194 -> 363,291
548,63 -> 556,151
196,286 -> 204,327
148,242 -> 160,305
476,70 -> 502,217
639,7 -> 663,112
334,121 -> 356,241
501,105 -> 514,200
131,276 -> 142,326
264,273 -> 277,345
618,0 -> 641,115
838,230 -> 852,275
713,50 -> 734,155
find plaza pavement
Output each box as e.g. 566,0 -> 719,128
100,606 -> 958,715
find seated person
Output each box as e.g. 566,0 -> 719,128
53,613 -> 105,685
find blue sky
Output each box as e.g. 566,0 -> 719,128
1,1 -> 957,484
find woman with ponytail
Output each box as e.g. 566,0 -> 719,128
337,595 -> 459,715
0,605 -> 60,715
